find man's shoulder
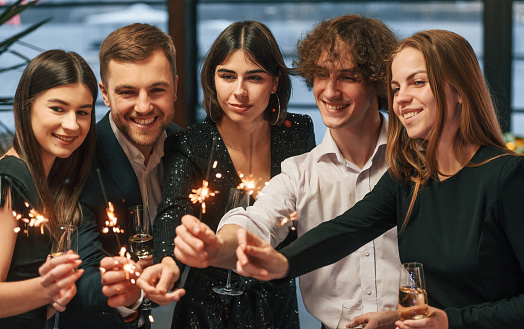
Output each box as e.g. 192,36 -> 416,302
166,122 -> 182,136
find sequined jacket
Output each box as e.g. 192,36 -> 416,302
154,113 -> 315,329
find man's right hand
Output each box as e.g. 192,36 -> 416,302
235,228 -> 289,281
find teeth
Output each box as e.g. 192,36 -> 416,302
134,117 -> 155,125
55,135 -> 74,142
404,111 -> 419,119
325,104 -> 346,110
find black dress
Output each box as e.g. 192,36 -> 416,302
154,113 -> 315,329
0,156 -> 50,329
279,146 -> 524,329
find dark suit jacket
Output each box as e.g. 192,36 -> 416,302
58,112 -> 181,329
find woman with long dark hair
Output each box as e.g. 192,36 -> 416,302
0,49 -> 97,328
154,21 -> 315,328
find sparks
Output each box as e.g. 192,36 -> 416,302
280,212 -> 298,231
237,172 -> 264,197
189,180 -> 219,214
104,202 -> 123,234
119,247 -> 140,282
12,206 -> 49,235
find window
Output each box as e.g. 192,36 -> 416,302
196,1 -> 483,141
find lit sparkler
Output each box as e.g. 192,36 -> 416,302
97,169 -> 123,249
3,175 -> 52,236
12,203 -> 49,235
189,180 -> 218,214
190,138 -> 219,219
279,211 -> 298,231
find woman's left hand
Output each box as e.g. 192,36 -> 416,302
395,307 -> 448,329
38,251 -> 84,311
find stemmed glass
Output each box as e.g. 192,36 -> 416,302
398,262 -> 428,320
212,188 -> 250,296
51,225 -> 78,329
336,302 -> 364,329
128,205 -> 153,309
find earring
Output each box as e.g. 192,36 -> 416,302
270,93 -> 281,126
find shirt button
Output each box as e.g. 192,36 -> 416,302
364,249 -> 370,256
365,287 -> 372,295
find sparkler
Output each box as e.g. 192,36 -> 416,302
1,176 -> 52,237
97,169 -> 123,250
279,211 -> 298,231
189,138 -> 219,219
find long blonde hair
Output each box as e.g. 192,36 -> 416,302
385,30 -> 510,230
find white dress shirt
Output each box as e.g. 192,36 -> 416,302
218,117 -> 401,329
109,115 -> 166,223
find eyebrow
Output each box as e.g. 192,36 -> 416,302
216,68 -> 268,75
114,81 -> 170,91
47,98 -> 93,109
391,70 -> 427,85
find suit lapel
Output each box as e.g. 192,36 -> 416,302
95,113 -> 142,206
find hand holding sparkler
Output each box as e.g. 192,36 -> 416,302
99,256 -> 142,309
39,251 -> 83,311
235,228 -> 289,281
137,256 -> 186,306
174,214 -> 223,268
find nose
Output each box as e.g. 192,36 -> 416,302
135,89 -> 153,113
323,78 -> 341,99
234,79 -> 248,98
62,110 -> 79,131
394,87 -> 411,106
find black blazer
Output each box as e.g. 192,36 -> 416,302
58,112 -> 181,329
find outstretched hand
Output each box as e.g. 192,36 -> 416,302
395,307 -> 448,329
136,256 -> 185,305
39,251 -> 83,312
174,214 -> 222,268
235,228 -> 289,281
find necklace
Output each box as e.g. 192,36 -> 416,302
222,130 -> 269,152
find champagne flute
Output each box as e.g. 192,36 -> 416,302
51,225 -> 78,329
128,205 -> 153,309
336,302 -> 364,329
398,262 -> 428,320
212,188 -> 250,296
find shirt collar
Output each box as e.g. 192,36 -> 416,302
313,113 -> 388,167
109,113 -> 166,167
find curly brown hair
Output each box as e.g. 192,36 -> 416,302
294,15 -> 397,111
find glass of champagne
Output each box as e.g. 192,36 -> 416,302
128,205 -> 153,309
398,262 -> 428,321
51,225 -> 78,329
212,188 -> 250,296
336,302 -> 364,329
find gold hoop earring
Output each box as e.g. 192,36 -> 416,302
270,93 -> 281,126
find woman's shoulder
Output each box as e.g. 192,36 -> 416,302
0,156 -> 30,181
0,156 -> 36,210
164,121 -> 216,156
280,112 -> 313,129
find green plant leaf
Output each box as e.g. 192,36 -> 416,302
0,17 -> 52,56
0,0 -> 38,26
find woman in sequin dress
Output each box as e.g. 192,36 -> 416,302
0,50 -> 97,328
154,21 -> 315,328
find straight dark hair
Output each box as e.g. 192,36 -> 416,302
12,49 -> 97,228
201,20 -> 291,125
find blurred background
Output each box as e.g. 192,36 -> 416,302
1,0 -> 522,327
